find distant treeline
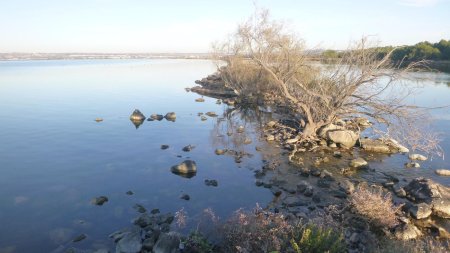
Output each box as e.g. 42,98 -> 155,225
322,39 -> 450,61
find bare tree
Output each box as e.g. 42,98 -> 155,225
213,9 -> 441,156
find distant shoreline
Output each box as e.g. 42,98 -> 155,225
0,53 -> 213,61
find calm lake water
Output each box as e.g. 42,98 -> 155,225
0,59 -> 449,252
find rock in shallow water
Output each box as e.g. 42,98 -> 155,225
327,130 -> 359,148
91,196 -> 108,206
409,154 -> 427,161
116,229 -> 143,253
153,232 -> 180,253
164,112 -> 177,121
170,160 -> 197,177
349,158 -> 368,168
130,109 -> 145,121
436,169 -> 450,176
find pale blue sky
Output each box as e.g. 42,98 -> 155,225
1,0 -> 449,53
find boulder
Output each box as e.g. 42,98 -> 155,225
318,123 -> 344,139
386,138 -> 409,153
394,224 -> 422,240
409,203 -> 432,219
436,169 -> 450,176
405,162 -> 420,168
116,229 -> 143,253
164,112 -> 177,121
409,154 -> 427,161
349,158 -> 368,168
359,139 -> 392,153
404,178 -> 450,219
153,232 -> 180,253
327,130 -> 359,148
170,160 -> 197,176
130,109 -> 145,121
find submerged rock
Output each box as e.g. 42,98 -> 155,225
91,196 -> 108,206
161,145 -> 169,150
72,234 -> 87,243
180,194 -> 190,201
409,154 -> 427,161
116,229 -> 143,253
200,116 -> 207,121
170,160 -> 197,177
205,179 -> 218,187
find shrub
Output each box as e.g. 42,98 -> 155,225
290,224 -> 346,253
350,185 -> 400,228
182,231 -> 214,253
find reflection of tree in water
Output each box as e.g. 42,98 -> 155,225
210,104 -> 273,151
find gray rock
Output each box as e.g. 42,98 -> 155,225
283,196 -> 307,207
130,109 -> 145,121
161,145 -> 169,150
204,179 -> 218,187
409,203 -> 432,219
297,181 -> 310,193
170,160 -> 197,176
318,123 -> 344,138
237,126 -> 245,133
153,232 -> 180,253
394,224 -> 422,240
409,154 -> 427,161
115,230 -> 143,253
349,158 -> 368,168
182,145 -> 194,152
327,130 -> 359,148
164,112 -> 177,121
393,185 -> 406,198
304,186 -> 314,197
339,179 -> 355,194
359,139 -> 392,153
404,178 -> 449,203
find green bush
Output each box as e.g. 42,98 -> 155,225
290,224 -> 346,253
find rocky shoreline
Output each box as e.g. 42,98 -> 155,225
190,73 -> 450,251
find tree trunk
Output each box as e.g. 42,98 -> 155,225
302,122 -> 318,138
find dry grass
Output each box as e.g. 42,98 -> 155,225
220,205 -> 294,252
350,185 -> 401,228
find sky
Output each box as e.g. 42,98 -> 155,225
0,0 -> 449,53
